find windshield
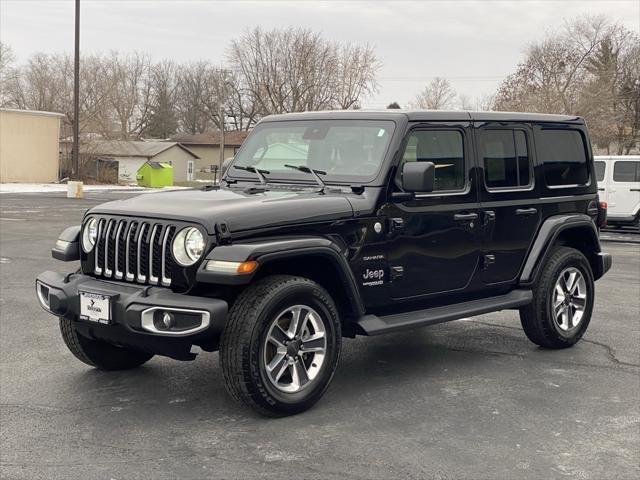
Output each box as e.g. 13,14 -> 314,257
230,120 -> 396,183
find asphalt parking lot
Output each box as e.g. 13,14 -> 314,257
1,191 -> 639,480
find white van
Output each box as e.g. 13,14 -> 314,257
594,155 -> 640,228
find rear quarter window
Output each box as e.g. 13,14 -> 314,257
537,129 -> 589,186
613,161 -> 640,182
594,161 -> 606,182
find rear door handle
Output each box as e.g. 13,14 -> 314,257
631,188 -> 640,192
516,208 -> 538,216
454,213 -> 479,221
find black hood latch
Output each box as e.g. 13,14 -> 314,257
215,221 -> 232,245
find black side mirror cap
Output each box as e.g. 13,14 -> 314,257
51,225 -> 81,261
401,161 -> 435,193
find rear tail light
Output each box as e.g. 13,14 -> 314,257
598,201 -> 608,228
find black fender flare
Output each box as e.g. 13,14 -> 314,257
197,236 -> 365,317
519,214 -> 604,285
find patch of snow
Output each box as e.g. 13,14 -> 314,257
0,183 -> 188,194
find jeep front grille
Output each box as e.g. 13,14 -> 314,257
93,218 -> 177,286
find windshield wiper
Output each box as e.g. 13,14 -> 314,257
233,165 -> 270,185
284,165 -> 327,192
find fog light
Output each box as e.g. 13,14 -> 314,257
140,307 -> 211,335
153,311 -> 175,331
162,312 -> 174,329
36,281 -> 51,310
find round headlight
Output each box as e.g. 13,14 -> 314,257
82,218 -> 98,252
172,227 -> 205,266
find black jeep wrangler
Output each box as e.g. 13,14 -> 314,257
37,111 -> 611,416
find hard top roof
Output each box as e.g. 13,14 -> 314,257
260,109 -> 584,124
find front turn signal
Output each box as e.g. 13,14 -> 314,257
205,260 -> 258,275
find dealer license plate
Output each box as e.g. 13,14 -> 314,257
79,291 -> 111,324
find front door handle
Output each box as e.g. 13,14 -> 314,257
516,208 -> 538,216
454,213 -> 479,221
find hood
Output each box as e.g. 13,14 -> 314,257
89,187 -> 355,234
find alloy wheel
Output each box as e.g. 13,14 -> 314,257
262,305 -> 327,393
552,267 -> 587,331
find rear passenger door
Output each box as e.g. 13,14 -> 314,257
475,124 -> 541,285
594,159 -> 607,204
610,160 -> 640,220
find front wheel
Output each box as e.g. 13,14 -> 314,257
519,247 -> 595,349
220,275 -> 341,416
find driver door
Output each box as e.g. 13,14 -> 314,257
383,123 -> 482,300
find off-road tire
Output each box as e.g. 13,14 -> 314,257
519,247 -> 594,349
220,275 -> 341,417
60,317 -> 154,370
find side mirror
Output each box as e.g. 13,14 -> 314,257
401,161 -> 435,192
221,157 -> 234,178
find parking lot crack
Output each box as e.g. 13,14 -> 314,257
463,320 -> 640,370
581,338 -> 640,368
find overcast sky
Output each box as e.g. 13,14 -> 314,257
2,0 -> 639,108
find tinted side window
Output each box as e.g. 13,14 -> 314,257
479,129 -> 531,189
537,129 -> 589,186
401,130 -> 465,192
594,161 -> 606,182
613,161 -> 640,182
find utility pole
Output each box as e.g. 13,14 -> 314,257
219,102 -> 225,171
72,0 -> 80,178
218,68 -> 228,171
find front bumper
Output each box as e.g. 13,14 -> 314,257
35,271 -> 228,360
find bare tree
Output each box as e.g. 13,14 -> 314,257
227,27 -> 379,118
615,41 -> 640,154
494,17 -> 609,114
411,77 -> 456,110
146,60 -> 179,139
494,15 -> 640,153
5,28 -> 379,139
224,70 -> 260,131
0,42 -> 15,107
335,44 -> 379,109
176,61 -> 211,134
103,52 -> 152,139
200,66 -> 231,131
457,94 -> 475,110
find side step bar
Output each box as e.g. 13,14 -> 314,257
356,289 -> 533,336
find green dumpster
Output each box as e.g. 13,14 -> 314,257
136,161 -> 173,188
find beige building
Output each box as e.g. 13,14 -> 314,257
169,131 -> 249,178
0,108 -> 64,183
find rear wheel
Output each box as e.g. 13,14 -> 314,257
519,247 -> 594,349
60,318 -> 154,370
220,275 -> 341,416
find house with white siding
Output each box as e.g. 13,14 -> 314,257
65,140 -> 200,183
